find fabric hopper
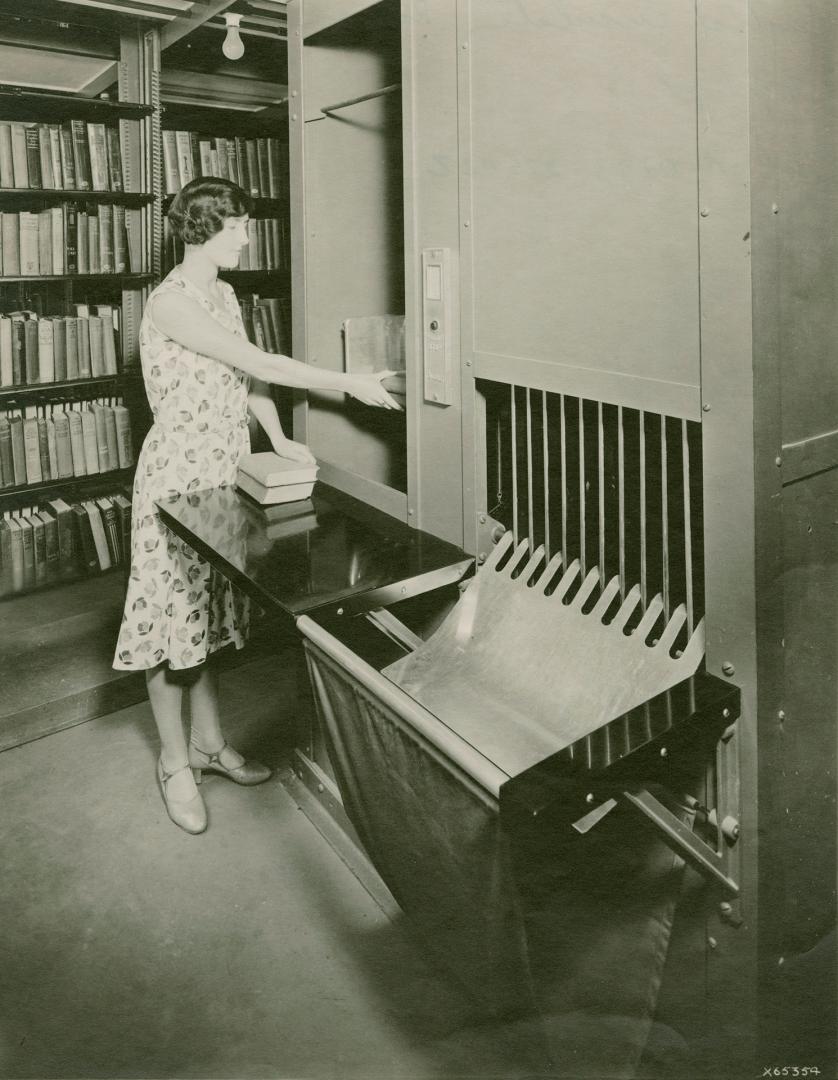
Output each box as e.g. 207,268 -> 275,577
298,531 -> 741,1076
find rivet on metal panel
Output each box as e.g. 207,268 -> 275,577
775,456 -> 782,467
491,525 -> 506,543
721,816 -> 740,843
777,709 -> 786,721
700,208 -> 710,218
585,792 -> 595,804
291,113 -> 298,121
400,586 -> 407,595
479,514 -> 487,524
722,661 -> 735,676
702,403 -> 711,412
408,508 -> 414,516
336,607 -> 344,616
465,360 -> 472,367
722,707 -> 730,719
291,90 -> 298,97
461,42 -> 468,49
477,553 -> 487,564
463,221 -> 470,228
317,783 -> 324,793
707,936 -> 718,949
719,902 -> 732,915
660,747 -> 668,758
772,203 -> 780,214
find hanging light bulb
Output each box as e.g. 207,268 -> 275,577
222,12 -> 245,61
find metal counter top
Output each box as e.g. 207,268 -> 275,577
156,483 -> 473,625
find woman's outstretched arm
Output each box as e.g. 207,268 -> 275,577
150,291 -> 401,408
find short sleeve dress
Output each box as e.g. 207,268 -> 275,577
113,266 -> 251,671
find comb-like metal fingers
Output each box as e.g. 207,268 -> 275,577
500,538 -> 534,579
610,584 -> 642,631
591,576 -> 622,621
570,567 -> 601,610
635,594 -> 665,640
521,545 -> 546,584
679,618 -> 706,667
552,559 -> 581,602
483,529 -> 514,572
535,550 -> 564,591
656,604 -> 687,652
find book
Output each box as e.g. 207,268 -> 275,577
112,493 -> 132,567
24,125 -> 42,188
64,203 -> 78,274
0,518 -> 13,594
59,121 -> 77,189
105,126 -> 123,192
162,130 -> 179,195
257,138 -> 270,197
38,509 -> 60,582
22,414 -> 43,483
36,415 -> 51,480
237,451 -> 318,488
48,125 -> 62,191
37,317 -> 55,383
88,315 -> 105,376
50,205 -> 64,275
0,317 -> 12,386
4,517 -> 24,592
112,204 -> 127,273
102,404 -> 119,469
1,211 -> 18,275
9,415 -> 26,484
112,403 -> 133,467
53,411 -> 74,478
29,511 -> 47,585
70,119 -> 91,190
70,502 -> 98,572
77,209 -> 89,273
76,316 -> 91,377
87,123 -> 109,191
98,203 -> 113,273
44,497 -> 75,576
95,495 -> 120,565
45,416 -> 58,478
18,515 -> 35,589
79,407 -> 99,473
51,317 -> 67,381
19,211 -> 40,275
198,139 -> 213,177
24,317 -> 39,383
67,408 -> 86,476
92,403 -> 110,472
245,140 -> 259,197
87,213 -> 99,273
175,130 -> 194,187
10,315 -> 25,383
10,123 -> 28,187
0,415 -> 12,486
0,124 -> 13,187
236,473 -> 317,506
84,500 -> 111,570
37,208 -> 52,275
38,125 -> 54,189
64,317 -> 78,379
94,305 -> 118,374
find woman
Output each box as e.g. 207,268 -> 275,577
113,177 -> 399,834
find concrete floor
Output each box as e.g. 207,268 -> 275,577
0,655 -> 550,1080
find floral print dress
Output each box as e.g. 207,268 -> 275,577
113,267 -> 251,671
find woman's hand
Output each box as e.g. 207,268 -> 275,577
344,370 -> 403,409
272,437 -> 317,465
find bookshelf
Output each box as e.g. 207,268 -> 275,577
0,62 -> 151,597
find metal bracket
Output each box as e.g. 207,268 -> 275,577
475,511 -> 506,565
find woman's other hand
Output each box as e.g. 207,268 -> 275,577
273,437 -> 317,465
344,370 -> 403,409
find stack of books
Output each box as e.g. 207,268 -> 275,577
236,451 -> 318,506
0,488 -> 132,595
0,119 -> 124,192
0,203 -> 133,276
162,131 -> 286,199
0,398 -> 133,488
0,305 -> 120,385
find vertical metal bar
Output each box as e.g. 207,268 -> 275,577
661,417 -> 670,617
597,400 -> 605,582
495,408 -> 503,511
510,385 -> 518,544
617,406 -> 626,598
542,391 -> 550,560
578,397 -> 586,575
639,412 -> 647,607
560,394 -> 567,559
525,388 -> 534,552
682,419 -> 694,634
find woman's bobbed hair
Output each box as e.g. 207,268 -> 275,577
168,177 -> 252,246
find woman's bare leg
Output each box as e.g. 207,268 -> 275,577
146,662 -> 197,799
187,659 -> 244,767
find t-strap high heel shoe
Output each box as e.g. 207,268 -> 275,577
188,741 -> 271,786
157,757 -> 207,834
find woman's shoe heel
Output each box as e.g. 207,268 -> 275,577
192,767 -> 203,785
188,740 -> 271,786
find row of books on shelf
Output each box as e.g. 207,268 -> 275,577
0,398 -> 134,489
0,489 -> 132,595
0,119 -> 125,193
239,294 -> 290,356
0,305 -> 120,386
0,204 -> 135,277
164,216 -> 288,273
163,131 -> 286,199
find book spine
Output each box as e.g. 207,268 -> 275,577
10,124 -> 28,187
50,206 -> 64,275
245,140 -> 259,197
162,130 -> 179,195
31,514 -> 47,585
24,125 -> 42,189
38,125 -> 54,189
59,122 -> 77,189
45,416 -> 58,478
92,405 -> 110,472
70,503 -> 98,572
76,317 -> 91,377
9,416 -> 26,483
112,204 -> 127,273
64,204 -> 78,275
113,404 -> 134,468
52,316 -> 67,381
23,415 -> 43,483
53,413 -> 74,478
79,408 -> 100,474
19,211 -> 40,275
37,318 -> 55,383
84,501 -> 111,570
36,417 -> 51,481
0,417 -> 12,487
24,319 -> 39,383
67,409 -> 86,476
37,208 -> 52,275
0,124 -> 13,187
87,123 -> 109,191
2,212 -> 18,275
41,511 -> 60,582
77,210 -> 89,274
0,317 -> 12,386
49,125 -> 63,191
105,125 -> 124,192
70,119 -> 91,190
19,517 -> 35,588
64,317 -> 79,379
98,203 -> 114,273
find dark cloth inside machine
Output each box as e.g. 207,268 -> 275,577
305,641 -> 690,1078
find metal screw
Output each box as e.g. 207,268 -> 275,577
407,508 -> 414,516
317,783 -> 324,793
775,456 -> 782,467
777,709 -> 786,721
722,708 -> 730,719
700,208 -> 710,218
721,815 -> 740,843
463,221 -> 471,228
477,553 -> 486,564
291,113 -> 298,121
772,203 -> 780,214
719,902 -> 733,915
400,586 -> 407,595
702,403 -> 711,412
722,661 -> 735,676
586,792 -> 595,804
660,746 -> 668,758
707,936 -> 718,949
336,607 -> 344,616
465,360 -> 472,367
291,90 -> 298,97
479,514 -> 487,524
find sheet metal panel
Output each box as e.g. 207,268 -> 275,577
458,0 -> 701,418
